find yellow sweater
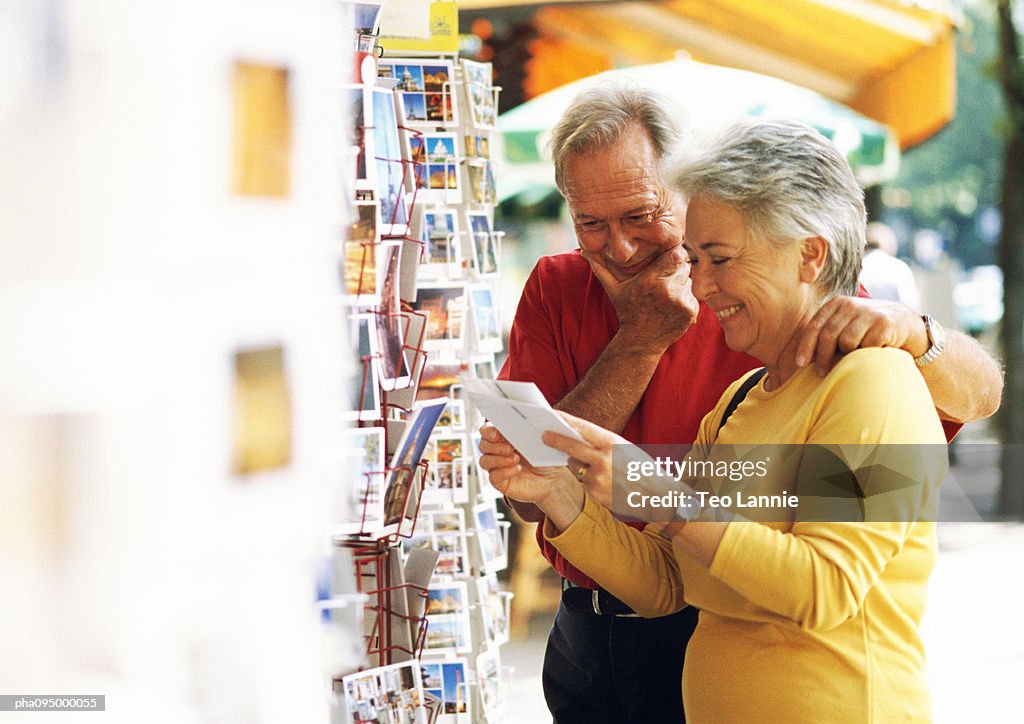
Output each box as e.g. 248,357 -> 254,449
546,348 -> 947,723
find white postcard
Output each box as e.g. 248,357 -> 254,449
476,648 -> 506,723
333,426 -> 386,534
472,501 -> 508,574
460,378 -> 584,467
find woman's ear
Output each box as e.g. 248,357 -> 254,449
799,236 -> 829,284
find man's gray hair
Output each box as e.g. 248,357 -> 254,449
664,118 -> 866,298
549,81 -> 681,195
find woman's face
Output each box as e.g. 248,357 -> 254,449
684,197 -> 820,366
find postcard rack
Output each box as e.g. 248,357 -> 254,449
335,535 -> 430,668
334,7 -> 514,721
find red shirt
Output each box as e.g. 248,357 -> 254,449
499,250 -> 959,588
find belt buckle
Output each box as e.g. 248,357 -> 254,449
591,589 -> 602,615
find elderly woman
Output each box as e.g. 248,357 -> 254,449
484,119 -> 946,722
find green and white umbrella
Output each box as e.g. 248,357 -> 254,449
497,59 -> 900,202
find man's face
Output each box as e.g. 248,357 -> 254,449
563,125 -> 685,282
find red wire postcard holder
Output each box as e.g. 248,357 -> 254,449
354,339 -> 382,424
379,309 -> 430,417
336,528 -> 430,667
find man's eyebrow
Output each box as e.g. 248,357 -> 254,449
573,205 -> 654,221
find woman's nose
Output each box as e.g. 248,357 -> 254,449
691,265 -> 716,301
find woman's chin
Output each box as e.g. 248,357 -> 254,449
721,331 -> 749,355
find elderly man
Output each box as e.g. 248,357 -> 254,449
482,83 -> 1002,724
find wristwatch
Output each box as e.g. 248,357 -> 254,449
914,315 -> 946,367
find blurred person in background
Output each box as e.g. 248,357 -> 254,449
859,221 -> 921,309
482,83 -> 1002,724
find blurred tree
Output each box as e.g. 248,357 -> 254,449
484,21 -> 538,114
996,0 -> 1024,519
882,5 -> 1005,268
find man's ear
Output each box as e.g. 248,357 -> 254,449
799,236 -> 829,284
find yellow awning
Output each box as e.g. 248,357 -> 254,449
459,0 -> 956,148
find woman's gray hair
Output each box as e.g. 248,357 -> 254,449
665,118 -> 866,298
550,81 -> 681,195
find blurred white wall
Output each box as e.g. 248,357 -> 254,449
0,1 -> 353,720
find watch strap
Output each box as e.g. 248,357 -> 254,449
914,315 -> 946,367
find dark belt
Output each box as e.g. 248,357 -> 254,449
561,579 -> 640,617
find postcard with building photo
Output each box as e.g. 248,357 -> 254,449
426,581 -> 468,617
352,2 -> 384,38
464,133 -> 490,160
334,426 -> 386,534
431,523 -> 470,578
435,398 -> 465,431
470,354 -> 496,380
409,135 -> 427,189
418,209 -> 461,278
344,314 -> 382,422
423,433 -> 469,505
465,160 -> 496,205
466,211 -> 498,277
410,133 -> 461,204
460,59 -> 496,129
476,648 -> 506,724
469,284 -> 502,354
374,241 -> 411,391
381,59 -> 458,128
344,84 -> 372,187
370,86 -> 410,235
473,501 -> 508,574
401,508 -> 469,578
475,573 -> 511,646
341,202 -> 381,305
384,311 -> 427,412
381,397 -> 448,534
340,660 -> 428,724
412,283 -> 468,350
424,582 -> 472,654
420,659 -> 471,723
400,209 -> 424,302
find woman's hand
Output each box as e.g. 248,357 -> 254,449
541,411 -> 631,510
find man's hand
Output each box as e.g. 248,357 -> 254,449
582,245 -> 699,354
794,296 -> 928,375
791,295 -> 1003,423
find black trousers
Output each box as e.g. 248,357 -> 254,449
542,599 -> 698,724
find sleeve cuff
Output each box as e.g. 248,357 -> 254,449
542,492 -> 609,547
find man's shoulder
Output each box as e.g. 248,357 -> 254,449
522,251 -> 599,311
531,250 -> 591,282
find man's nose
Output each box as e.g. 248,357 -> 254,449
604,223 -> 638,263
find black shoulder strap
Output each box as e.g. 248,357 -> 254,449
716,368 -> 767,438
